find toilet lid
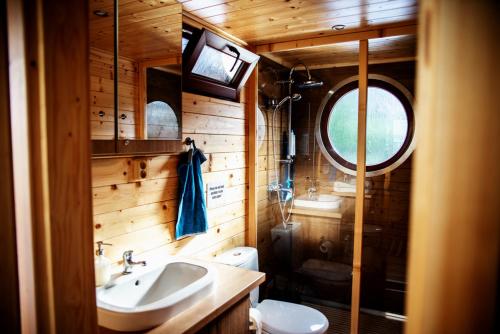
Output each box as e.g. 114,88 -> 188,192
256,300 -> 328,334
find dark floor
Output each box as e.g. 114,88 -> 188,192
303,303 -> 404,334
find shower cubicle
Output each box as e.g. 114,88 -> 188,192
256,53 -> 416,333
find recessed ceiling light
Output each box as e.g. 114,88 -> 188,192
332,24 -> 346,31
93,9 -> 109,17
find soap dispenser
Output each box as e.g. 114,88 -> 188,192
95,241 -> 113,286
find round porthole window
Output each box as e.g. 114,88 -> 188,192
315,74 -> 415,177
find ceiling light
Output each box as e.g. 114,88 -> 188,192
332,24 -> 346,31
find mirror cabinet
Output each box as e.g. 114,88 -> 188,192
89,0 -> 182,155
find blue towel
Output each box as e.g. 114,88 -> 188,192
175,148 -> 208,240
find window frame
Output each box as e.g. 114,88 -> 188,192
315,74 -> 416,177
182,25 -> 259,102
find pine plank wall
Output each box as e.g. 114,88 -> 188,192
90,48 -> 248,268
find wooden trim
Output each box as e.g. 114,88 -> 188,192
350,39 -> 368,334
256,22 -> 416,54
246,65 -> 258,247
182,11 -> 248,47
406,1 -> 500,333
301,56 -> 416,70
259,52 -> 293,69
139,56 -> 181,68
290,208 -> 342,219
42,0 -> 97,331
6,0 -> 39,331
116,139 -> 182,155
0,1 -> 20,331
92,140 -> 118,156
137,62 -> 147,139
7,0 -> 98,331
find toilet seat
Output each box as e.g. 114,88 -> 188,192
256,299 -> 328,334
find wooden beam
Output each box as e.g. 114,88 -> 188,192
406,0 -> 500,333
350,39 -> 368,334
246,64 -> 258,247
0,1 -> 20,331
294,56 -> 417,70
259,52 -> 293,69
139,56 -> 181,68
256,22 -> 416,54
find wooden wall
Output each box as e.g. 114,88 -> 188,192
91,91 -> 249,268
406,1 -> 500,332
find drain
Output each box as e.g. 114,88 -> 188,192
135,280 -> 140,286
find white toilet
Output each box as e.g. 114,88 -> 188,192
216,247 -> 329,334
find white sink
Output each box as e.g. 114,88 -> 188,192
96,259 -> 214,332
294,194 -> 341,210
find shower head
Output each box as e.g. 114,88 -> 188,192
288,62 -> 323,90
296,80 -> 324,89
274,93 -> 302,110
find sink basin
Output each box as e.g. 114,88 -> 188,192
96,259 -> 214,331
294,194 -> 341,210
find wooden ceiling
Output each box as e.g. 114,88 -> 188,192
89,0 -> 182,60
264,34 -> 417,69
89,0 -> 418,66
181,0 -> 418,45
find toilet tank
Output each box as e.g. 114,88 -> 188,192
216,247 -> 259,307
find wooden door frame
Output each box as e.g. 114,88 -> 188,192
246,63 -> 258,247
6,0 -> 98,332
0,0 -> 21,331
406,1 -> 500,333
350,39 -> 368,334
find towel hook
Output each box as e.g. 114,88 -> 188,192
184,137 -> 197,151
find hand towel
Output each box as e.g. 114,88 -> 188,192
175,148 -> 208,240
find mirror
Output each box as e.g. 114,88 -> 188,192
143,65 -> 182,140
89,0 -> 183,155
89,0 -> 116,144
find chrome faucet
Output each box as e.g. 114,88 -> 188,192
306,177 -> 317,199
122,250 -> 146,275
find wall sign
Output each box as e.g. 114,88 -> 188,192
207,181 -> 226,208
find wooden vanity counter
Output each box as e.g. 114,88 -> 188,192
147,262 -> 265,334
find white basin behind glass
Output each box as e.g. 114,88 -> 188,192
97,259 -> 214,332
294,194 -> 341,210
